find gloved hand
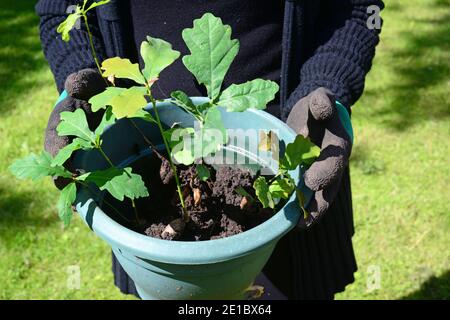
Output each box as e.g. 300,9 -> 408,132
45,68 -> 106,189
286,87 -> 353,228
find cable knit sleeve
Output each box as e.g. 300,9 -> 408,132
35,0 -> 106,93
285,0 -> 384,117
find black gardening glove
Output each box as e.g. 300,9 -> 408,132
286,87 -> 353,228
44,68 -> 106,189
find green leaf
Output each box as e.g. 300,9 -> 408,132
78,167 -> 122,187
57,7 -> 81,42
51,143 -> 80,167
57,182 -> 77,226
173,148 -> 195,166
235,186 -> 255,203
106,87 -> 148,119
196,164 -> 210,181
183,106 -> 227,162
269,177 -> 295,199
296,189 -> 309,220
253,176 -> 274,209
101,57 -> 146,85
102,168 -> 149,201
141,36 -> 180,85
133,109 -> 157,124
94,106 -> 116,137
172,128 -> 196,165
200,106 -> 227,156
90,87 -> 149,119
9,151 -> 72,180
86,0 -> 110,11
280,135 -> 321,170
170,91 -> 202,119
79,167 -> 148,201
162,128 -> 176,148
51,138 -> 92,167
88,87 -> 124,112
163,127 -> 185,149
57,109 -> 96,144
182,13 -> 239,100
196,102 -> 211,116
219,79 -> 279,112
172,107 -> 227,164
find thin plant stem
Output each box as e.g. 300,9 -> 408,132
98,192 -> 134,224
97,146 -> 115,167
81,0 -> 88,11
83,16 -> 167,173
74,3 -> 151,227
128,118 -> 164,159
93,145 -> 145,226
145,87 -> 187,221
81,7 -> 164,178
82,14 -> 103,76
151,96 -> 186,213
131,199 -> 140,225
268,172 -> 282,184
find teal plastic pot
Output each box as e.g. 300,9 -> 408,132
74,97 -> 309,300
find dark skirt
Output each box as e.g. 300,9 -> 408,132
112,167 -> 356,300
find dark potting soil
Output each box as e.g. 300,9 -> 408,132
135,154 -> 274,241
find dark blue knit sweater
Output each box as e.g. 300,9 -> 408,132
35,0 -> 383,119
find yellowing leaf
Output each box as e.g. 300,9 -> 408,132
88,87 -> 124,112
101,57 -> 146,85
258,130 -> 279,154
109,87 -> 148,119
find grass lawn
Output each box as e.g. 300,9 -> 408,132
0,0 -> 448,299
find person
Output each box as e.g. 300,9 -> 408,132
35,0 -> 384,299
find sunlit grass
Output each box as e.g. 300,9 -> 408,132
336,0 -> 450,299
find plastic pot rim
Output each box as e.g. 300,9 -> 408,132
75,98 -> 302,265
